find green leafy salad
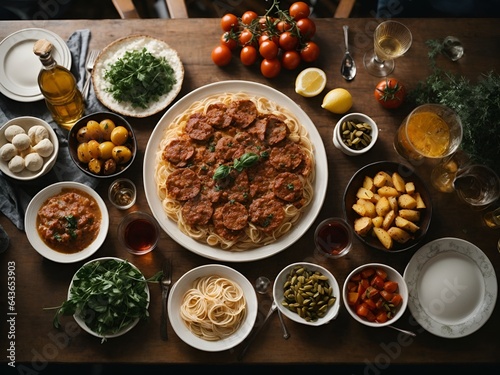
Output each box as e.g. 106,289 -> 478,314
49,259 -> 161,341
104,47 -> 177,109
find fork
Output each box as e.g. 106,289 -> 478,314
81,49 -> 100,100
160,259 -> 172,340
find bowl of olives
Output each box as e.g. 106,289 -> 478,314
68,112 -> 137,178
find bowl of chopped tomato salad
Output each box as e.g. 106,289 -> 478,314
343,263 -> 408,327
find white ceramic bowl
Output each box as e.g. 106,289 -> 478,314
68,257 -> 149,340
343,263 -> 408,328
273,262 -> 341,326
0,116 -> 59,180
25,181 -> 109,263
332,113 -> 378,156
167,264 -> 258,352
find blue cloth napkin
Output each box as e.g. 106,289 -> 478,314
0,29 -> 106,231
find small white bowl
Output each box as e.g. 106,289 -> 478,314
68,257 -> 149,340
0,116 -> 59,180
343,263 -> 408,328
25,181 -> 109,263
273,262 -> 341,326
333,113 -> 378,156
167,264 -> 258,352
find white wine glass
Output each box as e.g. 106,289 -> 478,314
364,21 -> 412,77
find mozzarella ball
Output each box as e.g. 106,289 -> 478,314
8,155 -> 24,173
25,153 -> 44,172
12,133 -> 31,151
4,125 -> 25,142
28,125 -> 49,145
33,138 -> 54,158
0,143 -> 17,161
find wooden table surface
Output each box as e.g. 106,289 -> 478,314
1,18 -> 499,370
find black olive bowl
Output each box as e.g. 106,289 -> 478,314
342,161 -> 432,253
68,112 -> 137,179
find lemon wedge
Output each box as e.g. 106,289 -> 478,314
321,88 -> 353,114
295,67 -> 327,97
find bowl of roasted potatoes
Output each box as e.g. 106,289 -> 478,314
343,161 -> 432,252
68,112 -> 137,179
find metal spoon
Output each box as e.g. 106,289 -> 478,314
388,325 -> 416,337
341,25 -> 356,81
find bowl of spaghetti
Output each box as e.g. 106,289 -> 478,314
167,264 -> 258,352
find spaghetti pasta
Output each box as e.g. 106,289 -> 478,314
180,275 -> 246,341
154,92 -> 315,251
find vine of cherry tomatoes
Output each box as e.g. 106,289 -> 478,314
211,1 -> 320,78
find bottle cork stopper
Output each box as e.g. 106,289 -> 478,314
33,39 -> 53,57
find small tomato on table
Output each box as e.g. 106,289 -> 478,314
374,78 -> 406,109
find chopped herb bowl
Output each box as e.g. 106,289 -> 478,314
58,257 -> 151,341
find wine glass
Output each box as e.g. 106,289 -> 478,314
364,21 -> 413,77
255,276 -> 271,294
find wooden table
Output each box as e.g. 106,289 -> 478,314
1,18 -> 499,371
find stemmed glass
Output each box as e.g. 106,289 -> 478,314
364,21 -> 413,77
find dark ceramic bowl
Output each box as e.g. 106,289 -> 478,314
343,161 -> 432,252
68,112 -> 137,179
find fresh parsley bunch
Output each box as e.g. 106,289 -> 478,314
49,259 -> 161,342
104,48 -> 176,109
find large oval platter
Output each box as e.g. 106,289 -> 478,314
92,35 -> 184,117
143,80 -> 328,262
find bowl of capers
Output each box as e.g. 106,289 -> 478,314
273,262 -> 340,326
68,112 -> 137,178
333,113 -> 378,156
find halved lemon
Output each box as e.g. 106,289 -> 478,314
295,67 -> 327,98
321,88 -> 353,114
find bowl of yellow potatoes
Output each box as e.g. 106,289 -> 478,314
342,161 -> 432,252
68,112 -> 137,179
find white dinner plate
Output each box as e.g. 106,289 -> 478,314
143,80 -> 328,262
0,28 -> 71,102
92,35 -> 184,117
404,237 -> 497,338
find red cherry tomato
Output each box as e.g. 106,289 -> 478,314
241,10 -> 258,25
220,13 -> 238,32
259,40 -> 279,60
279,31 -> 299,51
220,32 -> 237,50
211,45 -> 232,66
276,20 -> 292,32
296,18 -> 316,40
281,50 -> 301,70
374,78 -> 406,109
240,45 -> 258,66
300,41 -> 320,62
259,32 -> 279,46
239,29 -> 256,47
260,58 -> 281,78
289,2 -> 310,20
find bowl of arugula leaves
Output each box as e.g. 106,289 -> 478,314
52,257 -> 156,342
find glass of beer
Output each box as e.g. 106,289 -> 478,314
364,21 -> 413,77
394,104 -> 463,162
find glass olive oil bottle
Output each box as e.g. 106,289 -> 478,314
33,39 -> 84,130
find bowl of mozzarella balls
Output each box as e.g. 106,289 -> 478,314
0,117 -> 58,181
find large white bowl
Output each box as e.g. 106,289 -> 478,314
68,257 -> 149,340
167,264 -> 258,352
273,262 -> 341,326
25,181 -> 109,263
343,263 -> 408,328
0,116 -> 59,181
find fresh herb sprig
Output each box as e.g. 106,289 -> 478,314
104,48 -> 176,109
47,259 -> 162,342
213,152 -> 261,180
408,43 -> 500,175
